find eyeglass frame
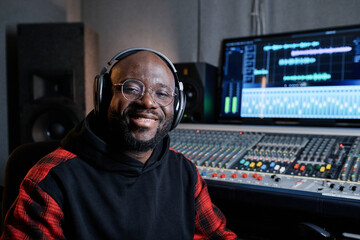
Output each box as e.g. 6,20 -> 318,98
112,78 -> 177,107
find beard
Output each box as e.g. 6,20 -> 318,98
107,108 -> 173,152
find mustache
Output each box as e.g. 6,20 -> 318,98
109,109 -> 164,122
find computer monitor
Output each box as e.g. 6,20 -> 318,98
218,25 -> 360,127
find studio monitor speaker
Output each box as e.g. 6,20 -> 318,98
8,23 -> 98,151
174,62 -> 217,123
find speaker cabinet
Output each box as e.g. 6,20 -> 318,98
174,62 -> 218,123
8,23 -> 98,151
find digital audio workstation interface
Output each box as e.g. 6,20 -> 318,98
219,26 -> 360,120
170,25 -> 360,237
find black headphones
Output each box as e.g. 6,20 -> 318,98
93,47 -> 186,130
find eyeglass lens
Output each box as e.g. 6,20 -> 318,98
120,79 -> 175,106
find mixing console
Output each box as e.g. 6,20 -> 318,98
170,124 -> 360,202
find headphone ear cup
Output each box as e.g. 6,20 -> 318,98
171,86 -> 186,130
93,75 -> 102,114
93,73 -> 112,115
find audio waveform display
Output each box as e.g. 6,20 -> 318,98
283,72 -> 332,81
291,46 -> 352,57
278,57 -> 316,66
263,41 -> 320,51
254,69 -> 269,75
240,85 -> 360,118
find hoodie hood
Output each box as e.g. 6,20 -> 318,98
60,111 -> 169,177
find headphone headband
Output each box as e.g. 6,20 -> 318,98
107,48 -> 177,74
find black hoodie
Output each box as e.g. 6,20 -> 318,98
39,111 -> 198,239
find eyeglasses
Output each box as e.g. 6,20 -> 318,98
113,79 -> 176,107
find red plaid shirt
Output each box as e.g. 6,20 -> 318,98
193,168 -> 238,239
1,148 -> 238,239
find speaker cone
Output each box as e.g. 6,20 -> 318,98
183,83 -> 198,104
31,109 -> 79,142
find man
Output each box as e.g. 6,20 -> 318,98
2,48 -> 238,239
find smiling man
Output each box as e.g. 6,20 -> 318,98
2,48 -> 238,239
106,51 -> 175,163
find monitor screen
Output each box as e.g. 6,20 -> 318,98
218,25 -> 360,126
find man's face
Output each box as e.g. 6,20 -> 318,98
106,51 -> 175,152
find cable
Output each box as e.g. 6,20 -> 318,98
251,0 -> 266,36
197,0 -> 201,62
